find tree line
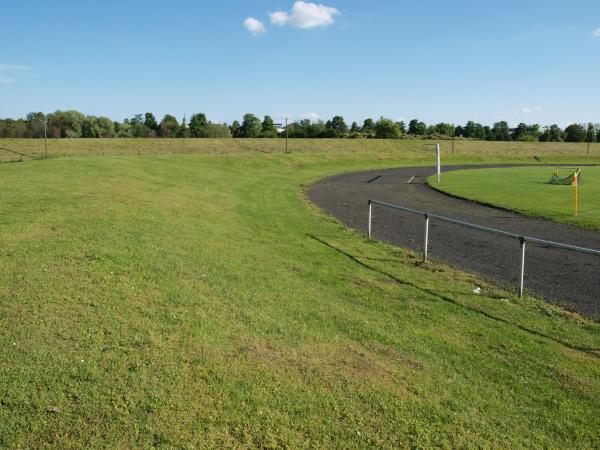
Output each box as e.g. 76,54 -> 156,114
0,110 -> 598,143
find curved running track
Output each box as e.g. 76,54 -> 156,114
309,165 -> 600,319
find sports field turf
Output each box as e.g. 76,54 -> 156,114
430,166 -> 600,231
1,148 -> 600,447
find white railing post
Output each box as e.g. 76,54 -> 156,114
368,200 -> 372,239
519,237 -> 526,298
436,143 -> 441,183
423,214 -> 429,263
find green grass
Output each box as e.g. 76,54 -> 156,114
2,137 -> 600,162
1,149 -> 600,448
429,166 -> 600,231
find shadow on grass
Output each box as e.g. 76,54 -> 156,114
307,234 -> 600,359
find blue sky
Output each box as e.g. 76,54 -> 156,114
1,1 -> 599,126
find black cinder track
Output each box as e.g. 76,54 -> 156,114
309,165 -> 600,319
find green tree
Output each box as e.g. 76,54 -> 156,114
240,114 -> 262,138
25,112 -> 46,138
511,123 -> 529,141
97,117 -> 115,138
463,121 -> 485,140
158,115 -> 180,138
81,116 -> 99,138
397,121 -> 406,134
565,123 -> 586,142
229,120 -> 242,138
586,123 -> 596,144
326,116 -> 348,137
144,113 -> 158,131
491,121 -> 510,141
374,117 -> 401,139
362,118 -> 375,137
261,115 -> 277,138
539,124 -> 564,142
434,123 -> 454,136
189,113 -> 208,137
408,119 -> 426,135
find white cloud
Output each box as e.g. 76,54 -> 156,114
270,1 -> 340,29
535,106 -> 543,112
593,28 -> 600,37
244,17 -> 266,35
300,112 -> 320,121
521,107 -> 532,114
0,64 -> 31,85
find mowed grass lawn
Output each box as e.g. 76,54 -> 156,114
1,153 -> 600,448
430,166 -> 600,231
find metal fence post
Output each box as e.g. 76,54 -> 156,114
423,214 -> 429,263
368,200 -> 372,239
519,237 -> 526,297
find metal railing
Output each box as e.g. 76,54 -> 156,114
367,199 -> 600,297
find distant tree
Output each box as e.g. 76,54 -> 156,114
189,113 -> 208,137
240,114 -> 262,138
565,123 -> 586,142
586,123 -> 596,144
350,121 -> 360,133
454,125 -> 464,138
397,121 -> 406,134
326,116 -> 348,137
408,119 -> 426,135
434,123 -> 454,136
483,126 -> 493,141
374,117 -> 401,139
158,114 -> 180,138
229,120 -> 242,138
361,118 -> 375,138
96,117 -> 115,138
25,112 -> 46,138
511,123 -> 529,141
491,121 -> 510,141
203,123 -> 231,138
144,113 -> 158,131
177,116 -> 190,138
463,121 -> 485,140
81,115 -> 99,138
261,115 -> 277,137
539,124 -> 564,142
47,110 -> 85,138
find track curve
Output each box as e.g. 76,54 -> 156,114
309,165 -> 600,319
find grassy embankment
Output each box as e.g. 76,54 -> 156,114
1,137 -> 600,162
1,140 -> 600,447
429,166 -> 600,231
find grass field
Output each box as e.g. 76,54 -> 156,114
429,166 -> 600,231
1,143 -> 600,448
1,137 -> 600,162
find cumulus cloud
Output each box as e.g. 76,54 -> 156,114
270,1 -> 340,29
521,107 -> 532,114
593,28 -> 600,37
0,64 -> 31,85
244,17 -> 266,35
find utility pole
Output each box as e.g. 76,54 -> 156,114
451,125 -> 455,154
43,119 -> 48,159
285,117 -> 289,154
